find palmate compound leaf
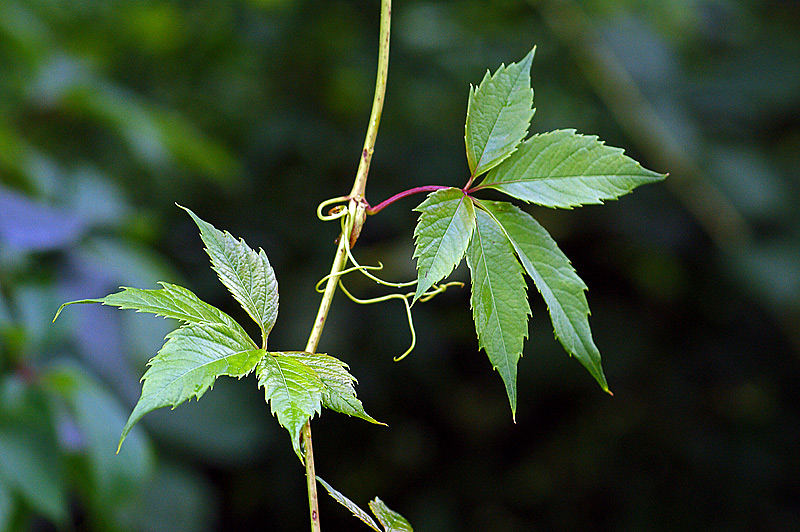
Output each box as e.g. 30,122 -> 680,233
257,354 -> 324,460
180,204 -> 279,342
121,322 -> 264,450
465,47 -> 535,178
412,188 -> 476,302
480,201 -> 610,392
475,129 -> 666,208
466,207 -> 531,418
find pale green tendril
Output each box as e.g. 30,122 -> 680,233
314,263 -> 389,293
414,281 -> 464,303
337,279 -> 417,361
313,205 -> 464,361
316,195 -> 351,222
345,253 -> 417,289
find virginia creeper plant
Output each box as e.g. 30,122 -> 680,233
54,1 -> 664,528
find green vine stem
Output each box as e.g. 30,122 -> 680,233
346,0 -> 391,247
301,0 -> 391,530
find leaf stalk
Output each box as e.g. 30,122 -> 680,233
366,185 -> 451,215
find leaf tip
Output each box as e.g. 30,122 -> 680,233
116,431 -> 128,454
175,202 -> 193,218
52,303 -> 67,323
522,45 -> 536,66
177,203 -> 204,228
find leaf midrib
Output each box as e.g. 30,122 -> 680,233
425,194 -> 468,279
480,171 -> 660,187
146,346 -> 260,405
500,218 -> 605,380
473,64 -> 530,175
473,224 -> 513,375
209,229 -> 268,330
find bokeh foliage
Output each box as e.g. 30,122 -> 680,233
1,0 -> 798,531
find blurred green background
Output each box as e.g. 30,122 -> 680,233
1,0 -> 799,531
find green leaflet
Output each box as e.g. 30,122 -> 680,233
316,477 -> 382,532
285,352 -> 382,425
481,201 -> 609,392
259,353 -> 378,459
180,204 -> 279,342
54,282 -> 253,345
257,354 -> 323,460
53,276 -> 264,451
317,477 -> 414,532
412,188 -> 476,302
120,323 -> 264,449
465,47 -> 535,178
476,129 -> 666,208
466,207 -> 531,418
369,498 -> 414,532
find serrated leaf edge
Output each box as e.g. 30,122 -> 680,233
466,205 -> 531,418
465,47 -> 536,178
478,201 -> 610,392
477,129 -> 666,208
412,188 -> 476,303
316,477 -> 383,532
179,203 -> 279,342
118,325 -> 264,451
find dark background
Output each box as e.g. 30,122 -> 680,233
1,1 -> 799,531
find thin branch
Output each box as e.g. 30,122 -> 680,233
301,1 -> 392,530
303,422 -> 321,531
349,0 -> 392,203
346,0 -> 392,247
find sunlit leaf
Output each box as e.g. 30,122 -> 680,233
180,205 -> 279,342
257,354 -> 323,460
465,47 -> 535,178
466,207 -> 531,418
369,498 -> 414,532
476,129 -> 665,208
54,282 -> 252,344
285,352 -> 382,425
120,323 -> 264,450
317,477 -> 382,532
412,188 -> 476,302
481,201 -> 609,392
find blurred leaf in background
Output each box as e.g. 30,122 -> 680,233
1,0 -> 799,531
